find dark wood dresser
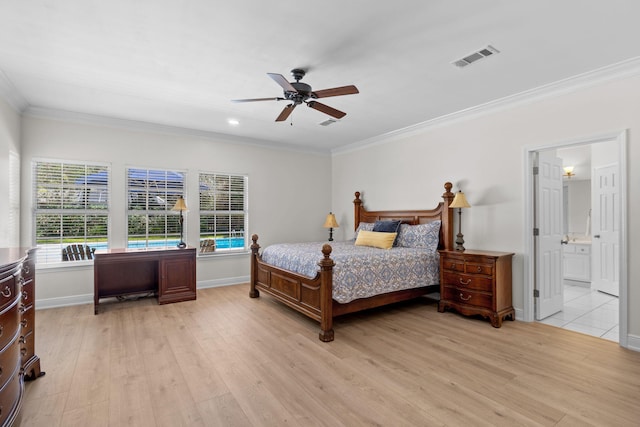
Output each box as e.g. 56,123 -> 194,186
0,248 -> 43,426
438,249 -> 515,327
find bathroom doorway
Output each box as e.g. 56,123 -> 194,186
524,131 -> 628,347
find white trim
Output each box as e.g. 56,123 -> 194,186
334,56 -> 640,155
0,69 -> 28,112
23,106 -> 330,157
523,131 -> 630,349
35,293 -> 93,310
197,276 -> 249,289
628,334 -> 640,352
34,277 -> 249,309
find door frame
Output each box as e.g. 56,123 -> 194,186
522,130 -> 628,347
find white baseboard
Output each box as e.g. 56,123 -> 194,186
626,334 -> 640,352
197,276 -> 249,289
35,293 -> 94,310
34,276 -> 250,310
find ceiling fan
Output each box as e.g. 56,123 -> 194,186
232,68 -> 359,122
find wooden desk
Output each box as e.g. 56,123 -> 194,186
94,247 -> 196,314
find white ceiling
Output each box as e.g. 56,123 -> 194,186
2,1 -> 640,153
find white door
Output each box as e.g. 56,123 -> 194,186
535,151 -> 564,320
592,164 -> 620,296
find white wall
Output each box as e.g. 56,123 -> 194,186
20,114 -> 331,305
566,180 -> 590,237
332,72 -> 640,342
0,97 -> 21,247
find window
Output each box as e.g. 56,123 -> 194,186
127,167 -> 185,248
8,151 -> 20,247
199,172 -> 247,253
33,160 -> 109,264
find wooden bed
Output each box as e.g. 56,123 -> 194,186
250,182 -> 455,342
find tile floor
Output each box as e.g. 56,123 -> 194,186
538,282 -> 619,342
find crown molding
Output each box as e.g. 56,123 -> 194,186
0,69 -> 29,112
23,106 -> 330,157
332,56 -> 640,156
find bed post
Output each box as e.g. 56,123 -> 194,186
249,234 -> 260,298
318,244 -> 335,342
353,191 -> 362,231
442,182 -> 455,251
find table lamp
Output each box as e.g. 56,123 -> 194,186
449,190 -> 471,251
323,212 -> 339,241
172,196 -> 188,248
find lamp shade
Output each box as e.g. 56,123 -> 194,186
323,212 -> 339,228
172,196 -> 188,212
449,191 -> 471,209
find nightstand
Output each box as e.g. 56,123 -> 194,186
438,249 -> 515,327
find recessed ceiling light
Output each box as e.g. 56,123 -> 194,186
228,119 -> 239,126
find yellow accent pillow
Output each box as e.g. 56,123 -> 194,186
354,230 -> 397,249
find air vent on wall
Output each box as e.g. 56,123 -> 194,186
452,45 -> 499,68
319,118 -> 338,126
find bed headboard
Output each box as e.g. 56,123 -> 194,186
353,182 -> 455,251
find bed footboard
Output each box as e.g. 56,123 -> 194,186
250,234 -> 336,342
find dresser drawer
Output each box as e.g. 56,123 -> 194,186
442,287 -> 493,308
20,331 -> 34,364
0,362 -> 21,426
0,275 -> 19,312
442,271 -> 493,292
0,301 -> 21,351
0,339 -> 20,390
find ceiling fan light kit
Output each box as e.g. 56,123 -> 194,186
232,68 -> 359,122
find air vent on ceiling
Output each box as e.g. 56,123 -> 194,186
453,45 -> 499,68
319,118 -> 338,126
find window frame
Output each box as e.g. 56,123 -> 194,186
32,158 -> 111,265
126,166 -> 187,249
198,171 -> 248,255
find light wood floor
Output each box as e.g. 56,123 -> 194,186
18,284 -> 640,426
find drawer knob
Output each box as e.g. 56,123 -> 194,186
1,286 -> 11,298
22,290 -> 28,301
450,263 -> 457,269
19,335 -> 27,344
459,278 -> 471,286
459,293 -> 472,301
21,320 -> 27,328
476,266 -> 482,273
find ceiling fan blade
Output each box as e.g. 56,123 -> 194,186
307,101 -> 346,119
311,85 -> 359,98
231,97 -> 285,103
267,73 -> 297,92
275,104 -> 296,122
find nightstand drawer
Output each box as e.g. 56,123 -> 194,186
442,257 -> 494,276
442,272 -> 493,292
442,287 -> 492,308
465,261 -> 493,276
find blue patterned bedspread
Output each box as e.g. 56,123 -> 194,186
261,240 -> 440,304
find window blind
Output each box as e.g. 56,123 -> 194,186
33,160 -> 109,264
127,167 -> 185,248
199,172 -> 248,252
